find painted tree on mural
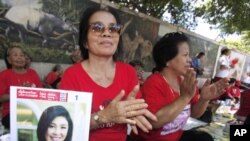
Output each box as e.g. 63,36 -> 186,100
41,0 -> 86,23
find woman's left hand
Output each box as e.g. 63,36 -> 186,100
130,114 -> 155,135
126,85 -> 157,134
200,78 -> 229,101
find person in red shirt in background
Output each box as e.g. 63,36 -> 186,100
132,32 -> 228,141
226,80 -> 241,103
235,88 -> 250,124
218,79 -> 241,103
45,64 -> 63,88
59,6 -> 157,141
0,45 -> 42,130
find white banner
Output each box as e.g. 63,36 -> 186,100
10,86 -> 92,141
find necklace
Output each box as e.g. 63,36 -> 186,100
161,73 -> 180,95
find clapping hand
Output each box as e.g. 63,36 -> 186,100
180,68 -> 197,99
125,85 -> 157,134
200,78 -> 229,101
99,85 -> 157,133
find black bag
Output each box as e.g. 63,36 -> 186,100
194,68 -> 203,76
198,109 -> 212,123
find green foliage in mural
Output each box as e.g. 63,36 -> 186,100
41,0 -> 87,24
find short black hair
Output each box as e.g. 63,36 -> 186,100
52,64 -> 62,72
37,105 -> 73,141
229,78 -> 236,84
153,32 -> 189,71
152,67 -> 158,73
197,52 -> 205,58
221,48 -> 230,55
79,6 -> 123,61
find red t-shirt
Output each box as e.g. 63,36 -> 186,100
46,71 -> 58,85
226,86 -> 241,98
59,62 -> 139,141
0,69 -> 42,117
236,89 -> 250,117
135,73 -> 199,141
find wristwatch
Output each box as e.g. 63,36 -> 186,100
93,112 -> 101,124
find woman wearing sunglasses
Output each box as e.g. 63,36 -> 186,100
132,32 -> 228,141
59,6 -> 156,141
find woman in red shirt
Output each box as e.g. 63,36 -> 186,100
0,45 -> 42,130
133,32 -> 228,141
59,6 -> 156,141
45,64 -> 63,88
236,89 -> 250,122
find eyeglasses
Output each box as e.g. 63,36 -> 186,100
89,22 -> 122,35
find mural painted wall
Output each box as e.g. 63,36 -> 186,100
116,9 -> 159,71
0,0 -> 160,72
187,34 -> 220,78
0,0 -> 95,64
212,46 -> 246,80
229,51 -> 246,80
241,55 -> 250,82
1,0 -> 248,79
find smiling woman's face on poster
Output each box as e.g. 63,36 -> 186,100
45,116 -> 69,141
11,87 -> 92,141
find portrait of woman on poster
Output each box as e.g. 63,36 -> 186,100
37,105 -> 73,141
59,6 -> 156,141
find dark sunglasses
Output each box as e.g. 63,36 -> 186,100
89,22 -> 122,35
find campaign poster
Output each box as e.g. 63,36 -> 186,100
228,50 -> 246,80
10,86 -> 92,141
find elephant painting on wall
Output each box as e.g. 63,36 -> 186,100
0,0 -> 92,64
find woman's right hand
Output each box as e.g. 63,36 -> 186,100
180,68 -> 197,100
98,87 -> 149,125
